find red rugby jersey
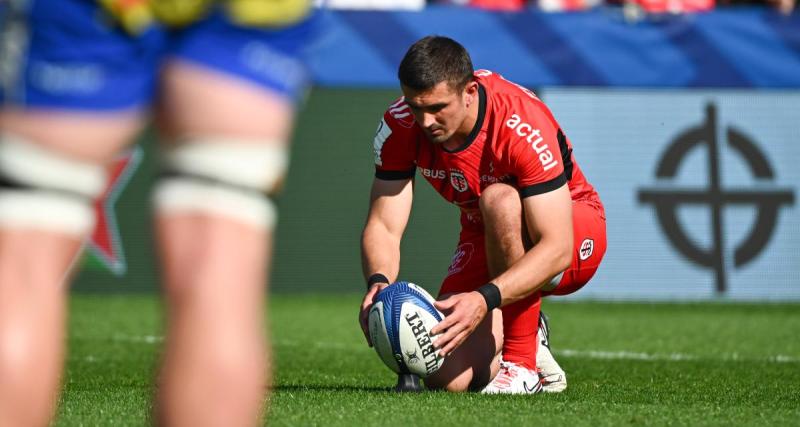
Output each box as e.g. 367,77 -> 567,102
373,70 -> 602,231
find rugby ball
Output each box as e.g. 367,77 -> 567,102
368,281 -> 445,378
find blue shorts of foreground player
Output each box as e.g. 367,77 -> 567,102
0,0 -> 324,111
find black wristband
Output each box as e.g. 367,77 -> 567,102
367,273 -> 390,289
476,283 -> 502,311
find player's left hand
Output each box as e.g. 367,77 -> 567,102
359,282 -> 389,347
430,291 -> 488,357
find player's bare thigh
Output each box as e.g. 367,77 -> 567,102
0,109 -> 145,163
157,60 -> 295,143
154,60 -> 294,298
424,306 -> 503,392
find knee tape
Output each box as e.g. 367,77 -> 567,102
0,133 -> 107,235
153,137 -> 289,229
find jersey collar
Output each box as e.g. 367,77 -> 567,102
442,83 -> 487,154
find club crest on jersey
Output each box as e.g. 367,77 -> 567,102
449,169 -> 469,192
579,238 -> 594,261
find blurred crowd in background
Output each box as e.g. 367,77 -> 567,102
319,0 -> 795,17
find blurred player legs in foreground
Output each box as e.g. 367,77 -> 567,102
153,61 -> 293,427
0,1 -> 318,425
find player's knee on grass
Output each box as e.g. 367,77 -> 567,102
153,137 -> 288,230
0,133 -> 108,236
424,308 -> 503,392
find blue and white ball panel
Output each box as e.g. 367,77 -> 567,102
368,301 -> 400,373
368,281 -> 445,378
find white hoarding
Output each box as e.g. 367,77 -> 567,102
542,89 -> 799,300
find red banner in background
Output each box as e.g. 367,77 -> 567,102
87,146 -> 143,276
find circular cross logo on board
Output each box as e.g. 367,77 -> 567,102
638,103 -> 794,294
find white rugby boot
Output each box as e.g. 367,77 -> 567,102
536,311 -> 567,393
481,360 -> 542,394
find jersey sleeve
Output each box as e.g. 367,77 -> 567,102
372,102 -> 417,180
503,98 -> 567,198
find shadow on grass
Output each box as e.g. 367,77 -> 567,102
273,384 -> 425,393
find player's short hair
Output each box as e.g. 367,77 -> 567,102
398,36 -> 474,92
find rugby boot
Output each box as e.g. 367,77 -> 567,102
536,311 -> 567,393
481,360 -> 542,394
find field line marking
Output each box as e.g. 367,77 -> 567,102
79,335 -> 800,364
555,349 -> 800,363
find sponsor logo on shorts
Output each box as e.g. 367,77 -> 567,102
450,169 -> 469,192
579,238 -> 594,261
464,210 -> 481,223
241,42 -> 305,91
447,242 -> 474,276
30,61 -> 105,95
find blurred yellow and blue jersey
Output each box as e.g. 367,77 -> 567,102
97,0 -> 315,34
0,0 -> 322,110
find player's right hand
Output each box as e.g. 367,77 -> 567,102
359,282 -> 389,347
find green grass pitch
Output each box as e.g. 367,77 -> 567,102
58,294 -> 799,426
